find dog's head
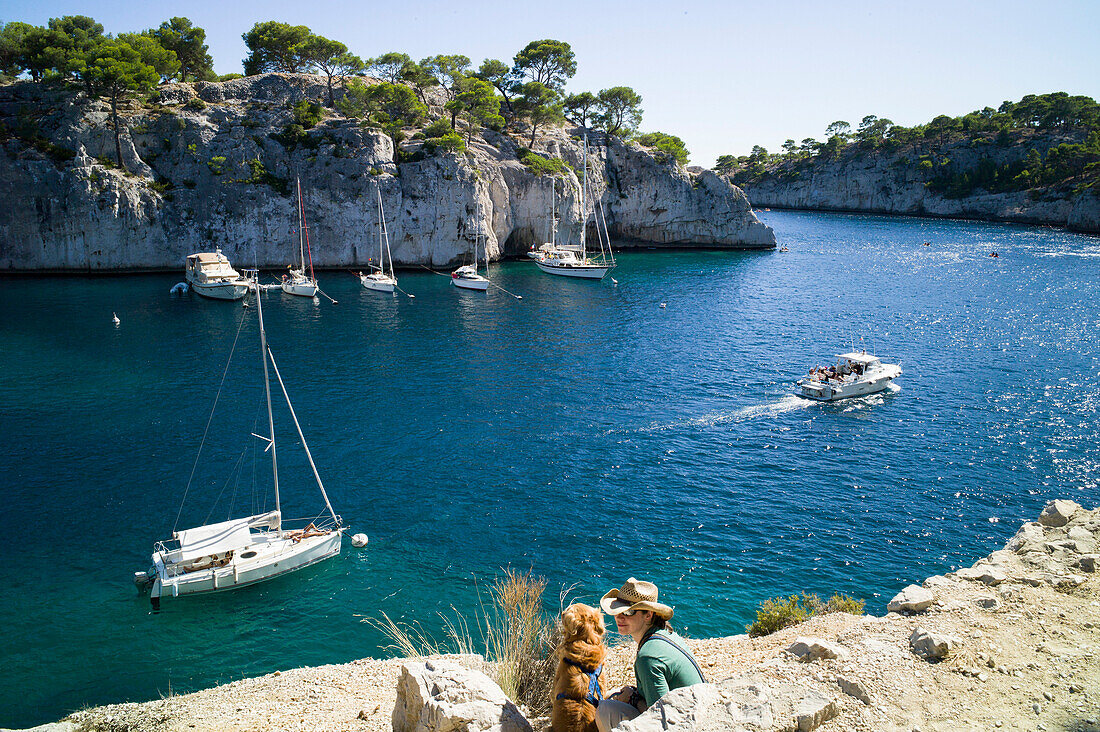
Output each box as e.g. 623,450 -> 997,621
560,603 -> 606,646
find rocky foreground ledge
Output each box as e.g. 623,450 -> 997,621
18,500 -> 1099,732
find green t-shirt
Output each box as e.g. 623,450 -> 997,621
634,629 -> 706,707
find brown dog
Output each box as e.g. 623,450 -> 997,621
551,603 -> 607,732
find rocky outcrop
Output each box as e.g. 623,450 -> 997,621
738,135 -> 1100,233
0,75 -> 774,271
392,658 -> 531,732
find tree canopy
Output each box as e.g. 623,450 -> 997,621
594,86 -> 642,137
150,17 -> 214,81
512,39 -> 575,91
242,21 -> 311,74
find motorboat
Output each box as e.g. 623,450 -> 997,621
281,177 -> 319,298
135,278 -> 343,608
184,249 -> 251,300
797,351 -> 902,401
360,184 -> 398,294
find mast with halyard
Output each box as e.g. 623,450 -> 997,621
135,280 -> 343,608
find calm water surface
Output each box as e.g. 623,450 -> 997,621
2,210 -> 1099,726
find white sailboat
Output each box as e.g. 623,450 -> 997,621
452,194 -> 490,292
360,185 -> 398,293
535,137 -> 617,280
135,280 -> 344,609
281,177 -> 319,297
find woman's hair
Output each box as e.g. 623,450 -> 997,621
647,613 -> 670,632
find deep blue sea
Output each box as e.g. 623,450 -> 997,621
2,210 -> 1099,727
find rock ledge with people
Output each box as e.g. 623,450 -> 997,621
31,500 -> 1100,732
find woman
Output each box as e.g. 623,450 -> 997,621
595,577 -> 706,731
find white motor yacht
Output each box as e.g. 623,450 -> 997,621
184,250 -> 251,300
797,351 -> 902,401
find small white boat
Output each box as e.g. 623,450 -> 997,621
281,177 -> 319,298
535,136 -> 616,281
135,279 -> 343,608
184,250 -> 251,300
797,351 -> 902,401
360,185 -> 398,294
452,195 -> 491,292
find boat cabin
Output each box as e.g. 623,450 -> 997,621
186,250 -> 242,283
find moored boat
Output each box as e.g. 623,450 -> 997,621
281,177 -> 319,298
135,281 -> 344,608
452,194 -> 491,292
797,351 -> 902,401
360,185 -> 398,294
184,249 -> 251,300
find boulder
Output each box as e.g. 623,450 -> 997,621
887,584 -> 935,613
954,566 -> 1008,585
787,637 -> 848,662
1078,554 -> 1099,573
619,676 -> 837,732
1008,522 -> 1048,554
910,627 -> 960,661
392,658 -> 531,732
1039,500 -> 1081,527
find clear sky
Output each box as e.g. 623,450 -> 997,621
2,0 -> 1098,168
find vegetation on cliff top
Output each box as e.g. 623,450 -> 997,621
716,92 -> 1100,200
0,16 -> 692,171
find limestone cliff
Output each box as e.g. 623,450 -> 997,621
736,131 -> 1100,233
0,74 -> 774,271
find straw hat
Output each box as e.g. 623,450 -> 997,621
600,577 -> 674,619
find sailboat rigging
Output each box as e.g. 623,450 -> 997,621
360,185 -> 398,293
535,136 -> 617,280
281,177 -> 319,297
452,192 -> 491,292
135,282 -> 344,608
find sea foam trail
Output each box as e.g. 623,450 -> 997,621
616,394 -> 814,434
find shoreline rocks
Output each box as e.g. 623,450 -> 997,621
21,500 -> 1099,732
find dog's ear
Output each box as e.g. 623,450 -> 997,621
560,604 -> 579,638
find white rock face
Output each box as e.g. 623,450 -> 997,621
887,584 -> 935,614
739,139 -> 1100,233
392,659 -> 531,732
0,75 -> 774,271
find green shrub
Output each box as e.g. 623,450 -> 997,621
520,151 -> 566,176
423,118 -> 452,138
425,131 -> 466,155
149,178 -> 173,194
207,156 -> 227,175
747,592 -> 865,637
291,100 -> 324,129
184,97 -> 206,112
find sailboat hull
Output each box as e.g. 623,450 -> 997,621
535,261 -> 614,279
452,276 -> 489,291
360,276 -> 395,293
281,280 -> 318,297
150,530 -> 342,600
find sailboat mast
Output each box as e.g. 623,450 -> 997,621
581,137 -> 587,259
254,285 -> 281,532
551,177 -> 556,247
296,177 -> 306,271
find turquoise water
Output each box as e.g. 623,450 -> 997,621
2,210 -> 1099,727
